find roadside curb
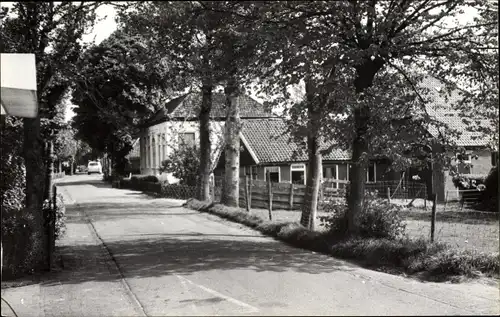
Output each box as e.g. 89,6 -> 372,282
70,202 -> 148,317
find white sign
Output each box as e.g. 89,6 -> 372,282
1,53 -> 38,118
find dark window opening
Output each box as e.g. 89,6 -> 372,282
292,171 -> 305,184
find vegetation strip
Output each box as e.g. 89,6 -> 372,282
184,199 -> 499,282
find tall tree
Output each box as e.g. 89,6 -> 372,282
118,2 -> 222,200
1,2 -> 101,271
71,29 -> 172,175
235,0 -> 498,233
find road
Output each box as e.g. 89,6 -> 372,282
4,174 -> 499,316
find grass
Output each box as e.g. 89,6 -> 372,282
241,206 -> 500,254
184,198 -> 500,282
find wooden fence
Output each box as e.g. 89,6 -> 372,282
214,176 -> 426,211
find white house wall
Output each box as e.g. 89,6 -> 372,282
139,120 -> 225,183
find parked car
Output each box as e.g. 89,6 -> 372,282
87,161 -> 102,174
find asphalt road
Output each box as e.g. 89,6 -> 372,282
40,175 -> 500,315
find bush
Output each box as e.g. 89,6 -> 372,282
479,167 -> 498,212
320,191 -> 407,240
452,174 -> 486,190
183,199 -> 499,280
160,145 -> 200,186
42,193 -> 67,240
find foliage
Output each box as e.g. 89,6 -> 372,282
319,192 -> 407,240
0,117 -> 26,214
131,175 -> 160,184
479,166 -> 498,212
1,2 -> 102,275
42,193 -> 67,240
1,2 -> 102,132
451,174 -> 487,190
71,29 -> 172,175
224,0 -> 499,232
53,125 -> 79,161
160,145 -> 200,186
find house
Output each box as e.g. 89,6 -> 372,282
138,91 -> 275,183
421,77 -> 497,202
139,78 -> 497,202
214,118 -> 398,188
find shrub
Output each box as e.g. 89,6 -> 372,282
42,193 -> 67,240
320,191 -> 407,240
479,167 -> 498,212
183,199 -> 499,280
160,145 -> 200,186
452,174 -> 486,190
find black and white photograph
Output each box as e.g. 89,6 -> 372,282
1,1 -> 499,316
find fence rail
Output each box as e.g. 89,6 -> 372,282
213,176 -> 427,211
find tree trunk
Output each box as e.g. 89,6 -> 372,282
347,110 -> 369,234
197,84 -> 213,201
221,76 -> 241,207
299,79 -> 323,230
23,117 -> 47,271
347,61 -> 383,234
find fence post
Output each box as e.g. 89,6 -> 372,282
245,176 -> 250,212
387,187 -> 391,203
267,171 -> 273,221
431,193 -> 437,242
289,183 -> 294,210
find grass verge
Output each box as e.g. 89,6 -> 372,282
184,198 -> 500,282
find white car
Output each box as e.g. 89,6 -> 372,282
87,161 -> 102,174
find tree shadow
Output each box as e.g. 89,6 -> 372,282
44,233 -> 356,287
56,179 -> 111,189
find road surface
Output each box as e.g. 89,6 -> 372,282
3,175 -> 499,316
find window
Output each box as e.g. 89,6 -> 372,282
246,166 -> 258,180
152,137 -> 156,168
322,165 -> 338,180
162,134 -> 166,163
147,136 -> 150,168
367,162 -> 376,183
291,164 -> 305,185
491,152 -> 498,167
265,166 -> 280,183
179,132 -> 196,149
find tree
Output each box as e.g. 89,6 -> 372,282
53,125 -> 79,174
118,1 -> 240,202
232,0 -> 498,233
71,29 -> 172,175
1,1 -> 102,272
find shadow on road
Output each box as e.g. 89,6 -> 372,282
44,200 -> 356,287
56,179 -> 111,189
44,235 -> 355,288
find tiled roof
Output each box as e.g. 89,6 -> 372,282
144,92 -> 274,127
420,76 -> 494,147
241,118 -> 351,164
